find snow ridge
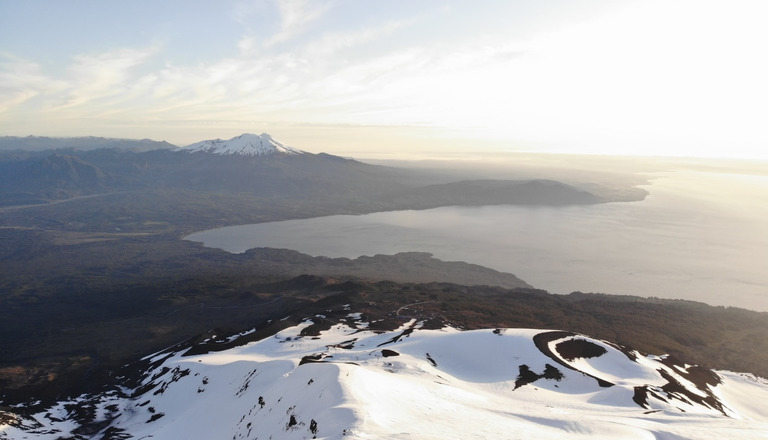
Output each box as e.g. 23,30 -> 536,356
4,318 -> 768,440
182,133 -> 305,156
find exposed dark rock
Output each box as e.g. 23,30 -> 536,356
146,413 -> 165,423
377,326 -> 416,347
299,354 -> 328,366
514,365 -> 542,389
658,369 -> 728,416
514,363 -> 564,389
555,338 -> 607,361
542,364 -> 564,381
533,331 -> 614,388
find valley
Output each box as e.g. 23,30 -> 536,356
1,135 -> 767,438
4,1 -> 767,436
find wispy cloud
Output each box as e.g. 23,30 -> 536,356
0,53 -> 66,113
303,18 -> 411,57
4,0 -> 766,156
0,26 -> 526,135
52,47 -> 158,112
1,1 -> 494,138
266,0 -> 332,46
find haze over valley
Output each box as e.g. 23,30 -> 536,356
2,132 -> 768,439
2,1 -> 768,438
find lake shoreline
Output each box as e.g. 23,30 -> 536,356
186,170 -> 768,312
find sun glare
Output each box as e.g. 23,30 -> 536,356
405,0 -> 768,159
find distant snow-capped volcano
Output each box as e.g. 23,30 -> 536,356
4,316 -> 768,439
183,133 -> 305,156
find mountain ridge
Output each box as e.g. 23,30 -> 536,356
182,133 -> 305,156
0,135 -> 177,152
3,316 -> 767,439
0,134 -> 613,209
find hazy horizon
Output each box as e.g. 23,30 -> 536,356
6,132 -> 768,166
5,3 -> 768,435
2,0 -> 767,159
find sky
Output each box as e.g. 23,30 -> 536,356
1,0 -> 767,159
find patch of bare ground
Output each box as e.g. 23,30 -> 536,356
533,331 -> 614,387
554,338 -> 607,361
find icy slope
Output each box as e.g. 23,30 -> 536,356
183,133 -> 305,156
3,317 -> 768,439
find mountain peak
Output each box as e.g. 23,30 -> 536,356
183,133 -> 305,156
5,318 -> 768,439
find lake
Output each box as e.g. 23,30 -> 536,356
186,170 -> 768,312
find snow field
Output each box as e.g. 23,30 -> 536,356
4,319 -> 768,439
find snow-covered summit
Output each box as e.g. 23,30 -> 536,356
5,316 -> 768,439
182,133 -> 305,156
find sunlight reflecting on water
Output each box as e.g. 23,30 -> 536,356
186,170 -> 768,311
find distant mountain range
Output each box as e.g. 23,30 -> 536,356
2,133 -> 765,439
4,312 -> 767,439
0,133 -> 602,208
0,135 -> 176,152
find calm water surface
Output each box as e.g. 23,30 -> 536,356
186,170 -> 768,311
